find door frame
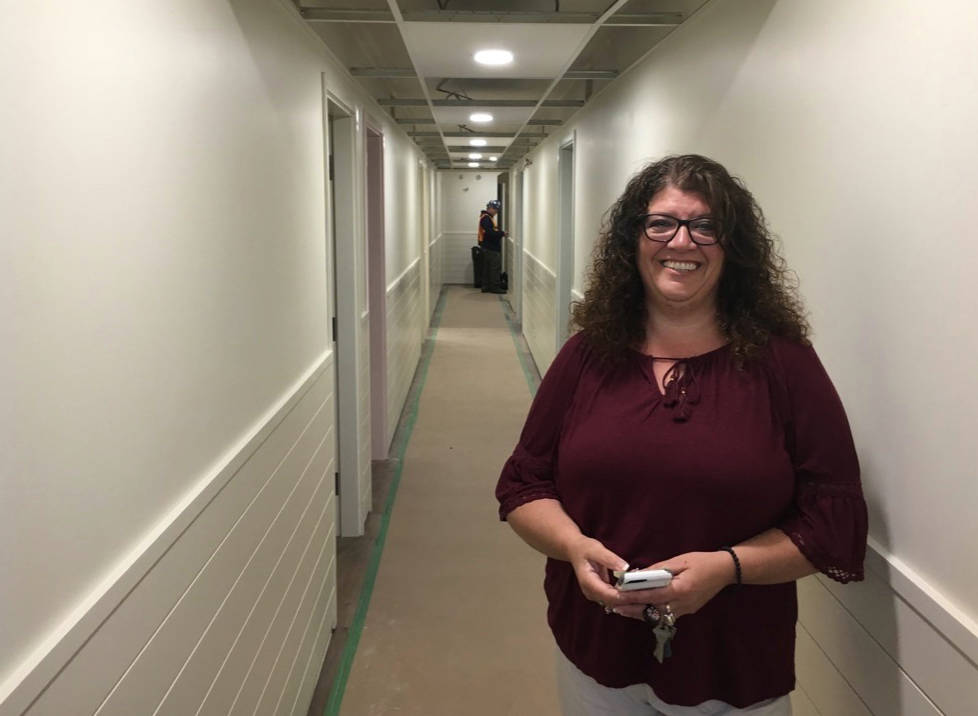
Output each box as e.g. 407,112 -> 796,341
418,160 -> 430,338
496,171 -> 510,298
556,133 -> 576,348
324,87 -> 366,536
514,169 -> 524,326
365,121 -> 388,460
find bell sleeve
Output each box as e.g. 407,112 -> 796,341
495,332 -> 590,521
771,339 -> 869,583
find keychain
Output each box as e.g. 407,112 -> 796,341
643,604 -> 677,663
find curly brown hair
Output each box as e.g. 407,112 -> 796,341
571,154 -> 809,364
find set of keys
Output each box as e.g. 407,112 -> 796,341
642,604 -> 677,663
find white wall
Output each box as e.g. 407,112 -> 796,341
379,130 -> 431,451
522,151 -> 559,272
385,258 -> 425,445
0,0 -> 432,712
517,0 -> 978,713
520,149 -> 560,367
384,134 -> 428,285
428,169 -> 444,317
521,252 -> 558,371
441,170 -> 497,231
436,171 -> 495,284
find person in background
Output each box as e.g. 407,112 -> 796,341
479,199 -> 507,294
495,154 -> 867,715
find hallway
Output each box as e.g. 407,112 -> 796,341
6,1 -> 978,714
309,287 -> 823,716
321,286 -> 557,715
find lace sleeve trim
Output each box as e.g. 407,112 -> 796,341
797,481 -> 863,499
783,527 -> 864,583
780,485 -> 868,584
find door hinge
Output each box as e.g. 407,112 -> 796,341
331,315 -> 337,342
335,471 -> 340,494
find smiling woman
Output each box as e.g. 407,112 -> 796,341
496,155 -> 868,714
635,186 -> 726,322
573,155 -> 808,366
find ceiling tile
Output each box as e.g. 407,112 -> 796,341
399,22 -> 592,79
355,77 -> 426,99
309,22 -> 412,68
303,0 -> 390,8
616,0 -> 708,15
396,0 -> 612,11
571,25 -> 674,72
431,105 -> 535,130
425,77 -> 551,101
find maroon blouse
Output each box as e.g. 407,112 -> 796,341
495,333 -> 867,708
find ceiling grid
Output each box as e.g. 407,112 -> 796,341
298,0 -> 709,170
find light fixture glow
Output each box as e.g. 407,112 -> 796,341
468,153 -> 483,159
489,156 -> 498,162
467,162 -> 479,168
469,139 -> 487,147
469,112 -> 493,123
474,49 -> 514,66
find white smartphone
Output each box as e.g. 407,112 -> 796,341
614,568 -> 673,592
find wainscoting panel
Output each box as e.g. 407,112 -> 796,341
788,679 -> 820,716
797,565 -> 973,716
440,231 -> 479,285
140,445 -> 334,716
429,234 -> 444,317
505,235 -> 522,323
19,358 -> 337,716
357,310 -> 372,521
386,260 -> 424,444
818,553 -> 978,715
795,617 -> 873,716
288,579 -> 337,716
239,513 -> 336,716
522,249 -> 557,373
505,236 -> 515,289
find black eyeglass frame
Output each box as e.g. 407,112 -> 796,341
636,213 -> 722,246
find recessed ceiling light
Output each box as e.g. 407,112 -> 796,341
469,112 -> 493,123
489,156 -> 498,162
469,139 -> 487,147
467,162 -> 479,168
474,49 -> 514,66
468,153 -> 483,159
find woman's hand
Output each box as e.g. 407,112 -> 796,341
566,535 -> 629,609
610,551 -> 734,621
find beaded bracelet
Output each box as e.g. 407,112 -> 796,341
720,546 -> 742,586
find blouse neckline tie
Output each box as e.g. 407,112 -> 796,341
657,358 -> 701,422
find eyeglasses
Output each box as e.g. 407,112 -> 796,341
637,213 -> 721,246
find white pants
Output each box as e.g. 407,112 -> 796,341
556,650 -> 792,716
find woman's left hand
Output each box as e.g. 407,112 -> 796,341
609,551 -> 735,621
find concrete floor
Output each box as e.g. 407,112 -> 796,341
308,286 -> 558,716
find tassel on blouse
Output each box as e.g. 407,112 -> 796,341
662,361 -> 701,422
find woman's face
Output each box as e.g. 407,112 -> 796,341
636,185 -> 725,313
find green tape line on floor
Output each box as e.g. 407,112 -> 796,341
324,287 -> 450,716
497,295 -> 541,396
